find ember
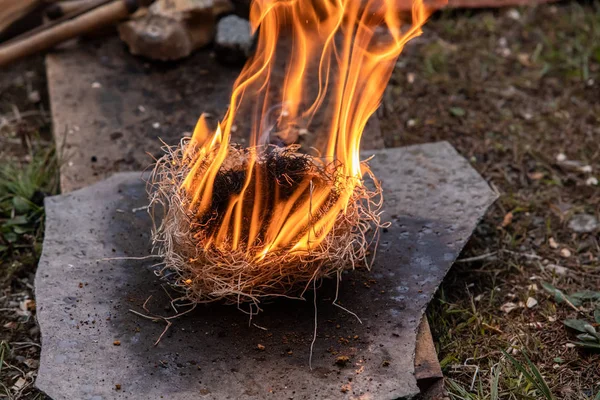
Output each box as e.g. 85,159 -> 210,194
149,0 -> 437,310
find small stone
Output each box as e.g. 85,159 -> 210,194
335,356 -> 350,366
556,153 -> 567,162
152,122 -> 161,129
257,344 -> 265,351
526,297 -> 538,309
560,248 -> 571,258
506,9 -> 520,20
406,72 -> 416,84
568,214 -> 599,233
28,90 -> 41,103
548,237 -> 559,249
546,264 -> 568,276
580,165 -> 592,173
215,15 -> 254,65
91,82 -> 102,89
138,105 -> 146,113
586,177 -> 598,186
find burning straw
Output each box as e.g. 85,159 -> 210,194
148,138 -> 384,312
145,0 -> 438,314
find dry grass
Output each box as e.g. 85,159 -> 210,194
148,139 -> 385,314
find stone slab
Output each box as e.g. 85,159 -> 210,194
46,35 -> 384,193
35,142 -> 497,399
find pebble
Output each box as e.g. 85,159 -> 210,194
28,90 -> 40,103
526,297 -> 538,309
546,264 -> 568,276
568,214 -> 599,233
215,15 -> 254,65
560,248 -> 572,258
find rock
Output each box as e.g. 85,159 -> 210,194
526,297 -> 538,309
118,0 -> 224,61
35,143 -> 498,400
546,264 -> 568,276
568,214 -> 599,233
560,248 -> 572,258
215,15 -> 254,65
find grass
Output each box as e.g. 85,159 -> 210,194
0,143 -> 59,283
0,142 -> 57,398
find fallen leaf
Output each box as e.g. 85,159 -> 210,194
501,212 -> 514,228
449,107 -> 466,117
12,377 -> 26,391
563,319 -> 594,334
3,321 -> 17,329
541,282 -> 581,307
500,302 -> 519,314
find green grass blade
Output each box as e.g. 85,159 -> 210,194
491,365 -> 500,400
502,350 -> 554,400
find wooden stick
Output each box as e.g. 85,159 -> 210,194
0,0 -> 40,34
0,0 -> 142,67
46,0 -> 108,20
2,0 -> 112,46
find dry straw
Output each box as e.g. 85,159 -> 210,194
148,137 -> 384,314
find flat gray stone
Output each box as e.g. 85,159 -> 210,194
35,142 -> 497,400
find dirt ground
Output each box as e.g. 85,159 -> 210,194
1,2 -> 599,399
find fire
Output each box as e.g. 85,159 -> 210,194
179,0 -> 438,259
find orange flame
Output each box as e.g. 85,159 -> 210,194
181,0 -> 439,259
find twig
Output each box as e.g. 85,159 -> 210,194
252,323 -> 268,331
309,278 -> 317,371
96,255 -> 163,262
129,303 -> 196,346
456,251 -> 498,263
